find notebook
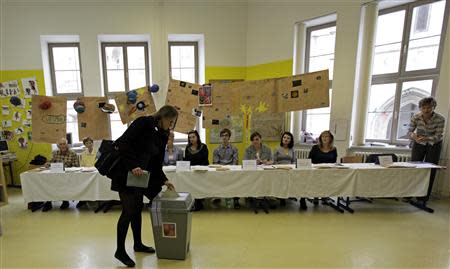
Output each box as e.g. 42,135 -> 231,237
126,171 -> 150,188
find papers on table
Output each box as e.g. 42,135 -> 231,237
312,163 -> 350,169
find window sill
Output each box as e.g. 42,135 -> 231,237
349,145 -> 411,153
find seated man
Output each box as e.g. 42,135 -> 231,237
213,128 -> 240,208
42,138 -> 80,212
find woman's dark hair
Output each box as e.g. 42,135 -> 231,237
280,131 -> 294,148
250,131 -> 262,141
153,105 -> 178,129
318,130 -> 334,149
187,130 -> 201,148
419,97 -> 437,108
220,128 -> 232,137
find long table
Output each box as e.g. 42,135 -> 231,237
20,163 -> 436,204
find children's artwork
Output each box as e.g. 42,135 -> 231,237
21,77 -> 39,98
250,112 -> 285,141
32,95 -> 67,143
15,127 -> 24,135
2,120 -> 12,128
201,82 -> 240,126
1,130 -> 14,141
17,137 -> 27,149
77,97 -> 111,140
165,79 -> 201,114
209,115 -> 243,144
275,70 -> 330,112
198,84 -> 212,106
239,79 -> 278,114
0,80 -> 20,98
23,120 -> 31,128
174,111 -> 197,134
13,111 -> 21,122
2,105 -> 9,115
26,109 -> 32,119
115,86 -> 156,124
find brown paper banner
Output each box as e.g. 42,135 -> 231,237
115,86 -> 156,124
275,70 -> 330,112
250,112 -> 285,142
32,95 -> 67,143
77,97 -> 111,140
165,79 -> 201,114
174,111 -> 197,134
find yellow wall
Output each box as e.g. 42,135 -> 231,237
0,70 -> 52,185
205,59 -> 293,164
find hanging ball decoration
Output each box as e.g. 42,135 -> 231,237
150,84 -> 159,93
10,96 -> 22,106
136,101 -> 146,110
73,100 -> 86,113
101,103 -> 116,113
38,100 -> 52,110
127,90 -> 138,104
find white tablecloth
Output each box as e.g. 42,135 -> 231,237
20,163 -> 434,202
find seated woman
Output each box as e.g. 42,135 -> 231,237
80,137 -> 97,167
163,131 -> 183,166
308,130 -> 337,205
244,132 -> 273,212
184,130 -> 209,210
273,132 -> 301,208
244,132 -> 273,165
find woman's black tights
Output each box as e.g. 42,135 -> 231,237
117,189 -> 145,252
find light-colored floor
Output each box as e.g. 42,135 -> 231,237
0,188 -> 449,269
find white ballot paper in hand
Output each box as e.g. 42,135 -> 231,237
161,188 -> 179,198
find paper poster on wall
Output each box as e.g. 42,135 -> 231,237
165,79 -> 201,114
275,70 -> 330,112
21,77 -> 39,98
13,111 -> 21,122
115,86 -> 156,124
23,120 -> 31,128
0,80 -> 20,98
2,105 -> 9,115
17,137 -> 28,149
250,112 -> 285,141
174,111 -> 197,134
15,127 -> 24,135
32,95 -> 67,143
76,97 -> 111,140
198,84 -> 212,106
1,130 -> 14,141
209,115 -> 243,144
2,120 -> 12,128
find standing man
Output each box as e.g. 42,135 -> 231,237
408,97 -> 445,204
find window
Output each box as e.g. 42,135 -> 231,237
366,0 -> 448,145
169,42 -> 199,141
48,43 -> 83,97
101,42 -> 150,139
302,22 -> 336,141
169,42 -> 198,84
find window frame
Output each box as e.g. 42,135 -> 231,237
301,21 -> 336,134
101,42 -> 150,95
48,42 -> 84,98
100,42 -> 150,140
168,41 -> 199,84
366,0 -> 449,145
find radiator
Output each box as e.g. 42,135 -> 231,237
354,152 -> 411,162
294,149 -> 310,159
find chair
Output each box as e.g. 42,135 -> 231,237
365,153 -> 398,164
